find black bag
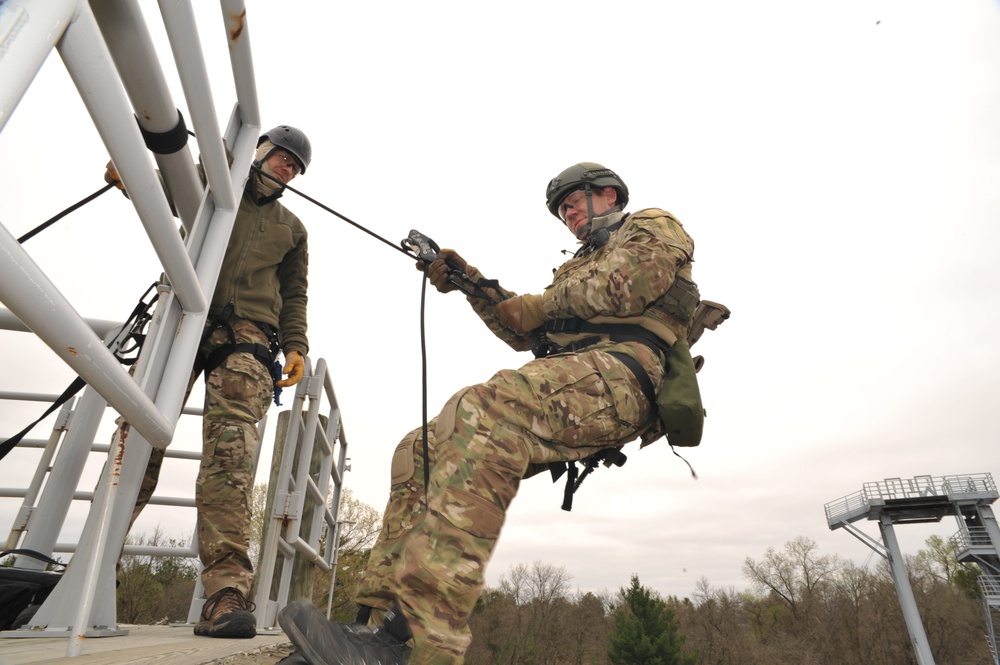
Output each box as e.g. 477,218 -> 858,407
0,549 -> 65,630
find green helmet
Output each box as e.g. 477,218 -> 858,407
259,125 -> 312,174
545,162 -> 629,218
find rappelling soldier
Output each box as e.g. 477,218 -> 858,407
278,162 -> 711,664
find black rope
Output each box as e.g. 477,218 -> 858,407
17,183 -> 115,244
252,166 -> 410,258
419,275 -> 432,508
255,166 -> 449,508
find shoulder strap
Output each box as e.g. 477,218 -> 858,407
0,549 -> 66,570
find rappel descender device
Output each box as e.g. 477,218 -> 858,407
401,229 -> 503,302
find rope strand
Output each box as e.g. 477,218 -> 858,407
17,183 -> 115,244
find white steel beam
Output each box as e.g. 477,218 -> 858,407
220,0 -> 261,129
158,0 -> 236,210
56,1 -> 207,314
0,0 -> 78,133
0,224 -> 174,448
91,0 -> 205,232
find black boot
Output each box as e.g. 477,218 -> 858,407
278,601 -> 410,665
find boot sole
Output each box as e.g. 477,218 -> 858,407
193,609 -> 257,639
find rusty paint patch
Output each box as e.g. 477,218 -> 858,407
229,10 -> 247,41
112,425 -> 130,484
67,347 -> 78,356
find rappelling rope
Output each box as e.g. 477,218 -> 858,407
16,184 -> 116,244
5,166 -> 458,504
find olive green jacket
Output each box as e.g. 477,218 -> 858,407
211,187 -> 309,356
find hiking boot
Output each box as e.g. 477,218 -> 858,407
278,600 -> 410,665
194,587 -> 257,639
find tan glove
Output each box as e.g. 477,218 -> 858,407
496,294 -> 546,335
276,350 -> 305,388
418,248 -> 468,294
104,160 -> 125,190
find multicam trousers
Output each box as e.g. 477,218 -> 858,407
355,341 -> 663,665
132,317 -> 272,596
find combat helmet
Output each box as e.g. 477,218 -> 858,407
259,125 -> 312,174
545,162 -> 629,218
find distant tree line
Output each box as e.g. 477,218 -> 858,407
117,488 -> 996,664
463,536 -> 994,665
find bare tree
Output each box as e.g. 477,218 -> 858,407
742,536 -> 841,619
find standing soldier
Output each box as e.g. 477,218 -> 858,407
108,125 -> 312,639
280,162 -> 704,664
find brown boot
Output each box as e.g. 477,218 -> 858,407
194,587 -> 257,639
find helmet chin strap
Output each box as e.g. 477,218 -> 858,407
578,184 -> 596,239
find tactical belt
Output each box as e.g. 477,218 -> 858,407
541,317 -> 670,358
540,317 -> 667,406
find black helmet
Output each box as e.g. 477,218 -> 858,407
259,125 -> 312,174
545,162 -> 629,218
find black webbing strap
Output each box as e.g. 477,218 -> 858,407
0,549 -> 66,570
560,461 -> 579,511
136,111 -> 189,154
543,318 -> 670,357
0,284 -> 158,462
0,378 -> 86,462
608,351 -> 657,408
197,342 -> 274,380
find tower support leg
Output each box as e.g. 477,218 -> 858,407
879,515 -> 935,665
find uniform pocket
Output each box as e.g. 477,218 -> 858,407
523,351 -> 638,448
390,430 -> 418,486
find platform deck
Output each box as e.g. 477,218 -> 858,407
0,625 -> 293,665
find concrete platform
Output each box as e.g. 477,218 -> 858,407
0,625 -> 293,665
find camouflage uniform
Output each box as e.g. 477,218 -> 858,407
356,208 -> 695,663
131,179 -> 309,597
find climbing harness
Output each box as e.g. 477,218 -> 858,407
192,302 -> 284,406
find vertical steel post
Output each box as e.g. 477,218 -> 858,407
17,385 -> 110,559
879,514 -> 936,665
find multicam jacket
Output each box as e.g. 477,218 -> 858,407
466,208 -> 696,353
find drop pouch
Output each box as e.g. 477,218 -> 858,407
657,339 -> 705,447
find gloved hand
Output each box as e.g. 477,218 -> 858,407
418,248 -> 467,294
495,294 -> 546,335
276,350 -> 305,388
104,160 -> 125,190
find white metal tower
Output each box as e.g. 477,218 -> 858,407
825,473 -> 1000,665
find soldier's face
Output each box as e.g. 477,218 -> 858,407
266,150 -> 301,183
559,187 -> 616,239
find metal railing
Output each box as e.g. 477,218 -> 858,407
825,473 -> 997,526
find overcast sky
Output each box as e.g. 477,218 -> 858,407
1,0 -> 999,602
